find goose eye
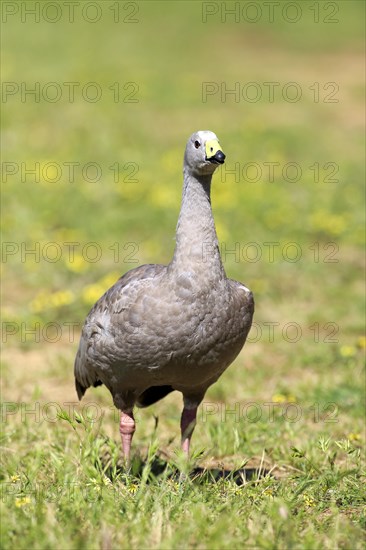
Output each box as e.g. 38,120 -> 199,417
194,140 -> 201,149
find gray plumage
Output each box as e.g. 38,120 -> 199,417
74,130 -> 254,454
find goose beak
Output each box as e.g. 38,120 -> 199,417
205,139 -> 226,164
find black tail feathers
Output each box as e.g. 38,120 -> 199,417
136,385 -> 174,408
75,379 -> 102,400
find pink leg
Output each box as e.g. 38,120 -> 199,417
120,411 -> 135,462
180,406 -> 198,455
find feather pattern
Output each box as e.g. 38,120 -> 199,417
74,130 -> 254,454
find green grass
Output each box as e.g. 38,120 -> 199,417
1,1 -> 365,548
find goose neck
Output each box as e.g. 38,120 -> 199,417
169,168 -> 225,277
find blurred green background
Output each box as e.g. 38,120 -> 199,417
1,1 -> 365,548
2,0 -> 364,331
2,0 -> 365,406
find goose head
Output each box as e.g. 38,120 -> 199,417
184,130 -> 226,177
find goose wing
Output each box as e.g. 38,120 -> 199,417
74,263 -> 166,399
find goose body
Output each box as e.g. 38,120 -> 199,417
74,131 -> 254,458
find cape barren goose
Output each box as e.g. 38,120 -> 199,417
74,131 -> 254,460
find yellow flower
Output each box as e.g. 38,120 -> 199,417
64,253 -> 89,273
29,289 -> 75,312
128,483 -> 138,494
100,271 -> 120,289
80,273 -> 120,306
272,393 -> 296,403
303,494 -> 316,507
82,284 -> 105,305
310,210 -> 346,236
10,475 -> 20,483
340,345 -> 357,358
15,497 -> 31,508
273,394 -> 286,403
29,291 -> 50,313
347,433 -> 361,441
357,336 -> 366,349
50,290 -> 75,308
